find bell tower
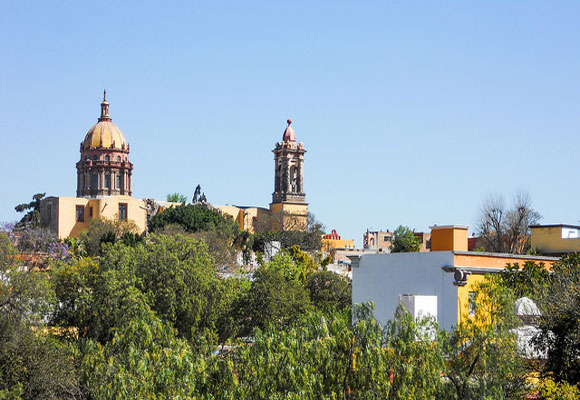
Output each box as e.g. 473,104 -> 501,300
270,119 -> 308,231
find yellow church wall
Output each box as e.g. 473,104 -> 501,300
56,197 -> 90,239
531,226 -> 580,254
90,196 -> 147,233
54,196 -> 147,239
216,206 -> 244,228
269,202 -> 308,232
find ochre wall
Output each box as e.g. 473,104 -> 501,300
55,196 -> 147,239
531,226 -> 580,254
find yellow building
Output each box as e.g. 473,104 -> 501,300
321,229 -> 355,253
530,224 -> 580,255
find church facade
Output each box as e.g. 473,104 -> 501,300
39,93 -> 309,238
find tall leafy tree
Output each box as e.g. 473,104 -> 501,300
306,270 -> 352,314
391,225 -> 422,253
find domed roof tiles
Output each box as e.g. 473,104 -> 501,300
81,91 -> 128,150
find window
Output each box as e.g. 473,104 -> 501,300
117,155 -> 121,162
105,155 -> 110,162
105,174 -> 111,188
85,156 -> 89,161
92,155 -> 97,161
468,291 -> 477,316
76,205 -> 84,222
89,207 -> 93,217
91,174 -> 98,189
384,236 -> 391,242
119,203 -> 127,220
116,175 -> 121,189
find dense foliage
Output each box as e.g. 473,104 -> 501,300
148,204 -> 240,239
2,220 -> 580,399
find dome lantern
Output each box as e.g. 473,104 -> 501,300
99,90 -> 111,122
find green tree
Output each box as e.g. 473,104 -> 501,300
14,193 -> 45,229
390,225 -> 422,253
0,232 -> 81,399
306,270 -> 351,314
237,260 -> 311,336
78,216 -> 141,256
79,311 -> 212,399
166,192 -> 187,203
148,204 -> 240,240
500,261 -> 551,299
230,307 -> 391,399
384,306 -> 445,399
534,254 -> 580,385
53,234 -> 231,344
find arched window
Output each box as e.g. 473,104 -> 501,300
290,166 -> 297,193
92,155 -> 97,161
84,156 -> 89,161
105,155 -> 110,162
117,156 -> 121,162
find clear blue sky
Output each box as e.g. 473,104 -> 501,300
1,1 -> 579,246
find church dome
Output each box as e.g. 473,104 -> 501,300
81,91 -> 128,150
282,119 -> 296,142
